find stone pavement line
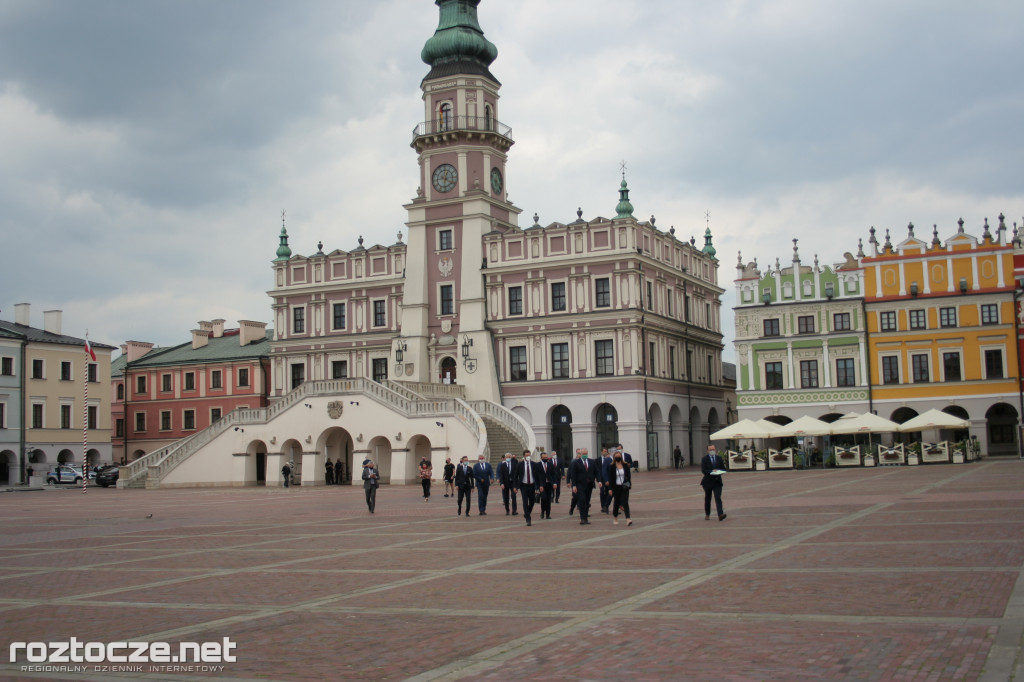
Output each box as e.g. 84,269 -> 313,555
407,462 -> 1016,682
979,557 -> 1024,682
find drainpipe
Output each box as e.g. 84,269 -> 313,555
19,336 -> 27,484
122,362 -> 130,465
862,296 -> 873,414
1014,284 -> 1024,459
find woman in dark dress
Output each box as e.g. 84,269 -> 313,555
607,452 -> 632,526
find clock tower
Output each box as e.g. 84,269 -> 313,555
401,0 -> 518,400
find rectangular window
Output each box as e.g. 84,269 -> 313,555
836,358 -> 855,387
706,303 -> 711,328
667,291 -> 674,317
765,362 -> 784,390
332,360 -> 348,379
882,356 -> 900,384
134,412 -> 145,432
797,316 -> 815,334
31,403 -> 43,429
981,303 -> 999,325
61,404 -> 72,429
293,307 -> 305,334
991,423 -> 1015,444
684,295 -> 691,322
939,307 -> 957,328
833,313 -> 851,331
595,340 -> 614,377
211,408 -> 222,422
1,357 -> 12,375
669,346 -> 676,379
646,281 -> 653,310
184,372 -> 196,391
137,375 -> 147,393
595,278 -> 611,307
211,370 -> 222,389
648,342 -> 656,375
763,319 -> 780,337
0,402 -> 5,428
508,286 -> 523,315
87,363 -> 97,383
238,368 -> 250,387
183,410 -> 196,430
909,309 -> 926,330
912,354 -> 929,383
686,349 -> 693,379
880,311 -> 897,331
160,411 -> 171,431
509,346 -> 527,381
372,358 -> 388,383
800,360 -> 818,388
373,300 -> 386,327
32,359 -> 43,379
60,361 -> 72,381
86,405 -> 96,430
291,363 -> 305,390
551,282 -> 566,311
161,374 -> 172,392
551,343 -> 569,378
115,419 -> 124,438
332,302 -> 347,330
440,284 -> 454,315
439,229 -> 453,251
985,349 -> 1004,379
943,352 -> 961,381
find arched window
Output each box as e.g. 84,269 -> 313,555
484,104 -> 493,131
439,103 -> 452,131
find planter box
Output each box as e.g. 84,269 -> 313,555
768,448 -> 793,469
878,443 -> 905,465
755,461 -> 767,471
907,454 -> 920,466
835,445 -> 861,467
863,456 -> 876,467
952,452 -> 965,463
922,442 -> 950,464
728,450 -> 753,471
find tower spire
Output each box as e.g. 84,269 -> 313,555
615,162 -> 634,219
421,0 -> 498,82
275,210 -> 292,261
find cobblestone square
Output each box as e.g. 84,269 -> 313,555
1,461 -> 1022,681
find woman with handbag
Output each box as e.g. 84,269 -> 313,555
419,458 -> 433,502
607,452 -> 632,526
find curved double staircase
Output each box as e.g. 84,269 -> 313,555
118,378 -> 534,489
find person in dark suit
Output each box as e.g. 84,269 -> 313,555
567,449 -> 581,515
361,459 -> 379,513
598,448 -> 614,513
454,456 -> 475,517
514,450 -> 545,526
325,457 -> 334,485
473,454 -> 493,515
569,448 -> 597,525
498,452 -> 518,516
607,451 -> 633,526
537,451 -> 555,519
700,444 -> 727,521
550,450 -> 562,503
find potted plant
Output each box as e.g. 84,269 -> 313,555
754,451 -> 767,471
907,441 -> 921,466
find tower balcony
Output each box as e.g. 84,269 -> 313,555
412,116 -> 513,147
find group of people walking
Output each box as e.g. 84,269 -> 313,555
357,443 -> 729,523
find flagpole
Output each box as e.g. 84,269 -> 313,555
82,332 -> 89,494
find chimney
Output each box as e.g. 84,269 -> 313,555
198,320 -> 214,333
192,329 -> 210,349
124,341 -> 154,361
238,320 -> 268,346
43,310 -> 62,335
14,303 -> 30,326
211,319 -> 225,338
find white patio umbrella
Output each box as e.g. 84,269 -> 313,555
770,415 -> 833,437
897,408 -> 970,432
830,412 -> 901,434
709,419 -> 781,440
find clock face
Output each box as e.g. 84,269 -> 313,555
490,167 -> 503,194
432,163 -> 458,193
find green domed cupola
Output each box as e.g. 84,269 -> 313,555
615,176 -> 634,219
275,224 -> 292,261
421,0 -> 499,82
702,227 -> 717,258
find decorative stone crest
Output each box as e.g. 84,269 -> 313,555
441,319 -> 452,333
327,401 -> 344,419
439,256 -> 454,278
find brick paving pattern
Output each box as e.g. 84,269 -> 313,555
0,460 -> 1022,681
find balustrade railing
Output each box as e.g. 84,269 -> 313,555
467,400 -> 536,453
413,116 -> 512,141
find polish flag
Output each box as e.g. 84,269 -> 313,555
84,339 -> 96,362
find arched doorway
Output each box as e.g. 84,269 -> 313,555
441,356 -> 457,384
648,403 -> 664,470
130,449 -> 145,462
596,404 -> 618,452
668,405 -> 684,467
246,440 -> 268,486
57,449 -> 75,465
985,403 -> 1018,456
280,438 -> 304,485
368,436 -> 393,483
0,450 -> 15,484
943,406 -> 971,443
550,405 -> 573,461
86,448 -> 101,469
891,407 -> 920,445
407,435 -> 432,481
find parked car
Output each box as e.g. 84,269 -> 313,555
95,465 -> 120,488
46,466 -> 83,485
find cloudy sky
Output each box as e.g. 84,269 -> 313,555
1,0 -> 1021,362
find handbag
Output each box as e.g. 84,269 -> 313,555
623,481 -> 631,489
